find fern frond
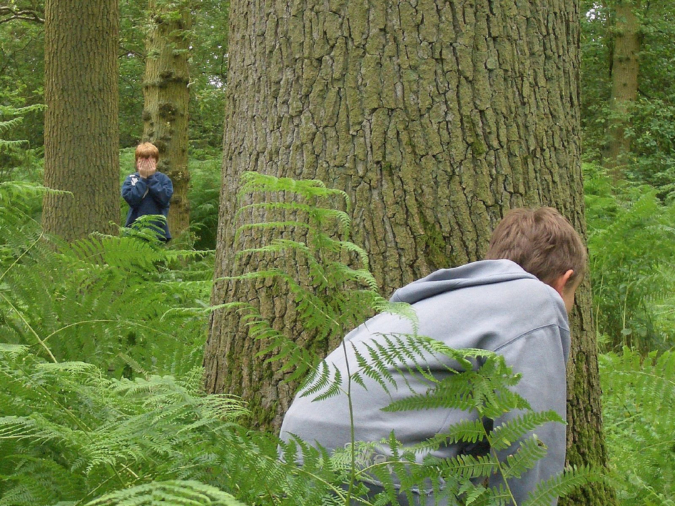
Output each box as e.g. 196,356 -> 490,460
428,452 -> 499,480
522,466 -> 604,506
600,347 -> 675,503
498,436 -> 549,480
236,202 -> 352,236
300,361 -> 344,400
238,171 -> 349,209
0,416 -> 64,443
85,481 -> 246,506
466,484 -> 513,506
348,333 -> 444,398
411,419 -> 487,453
488,411 -> 564,452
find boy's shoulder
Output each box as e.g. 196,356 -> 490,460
496,276 -> 569,329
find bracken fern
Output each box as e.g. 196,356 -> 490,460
0,176 -> 603,505
601,347 -> 675,505
0,182 -> 212,376
585,164 -> 675,352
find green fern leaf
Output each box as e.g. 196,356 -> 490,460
522,466 -> 604,506
499,436 -> 549,480
488,411 -> 564,452
85,481 -> 246,506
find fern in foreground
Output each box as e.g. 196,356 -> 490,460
85,481 -> 246,506
0,344 -> 243,505
0,344 -> 385,506
214,172 -> 416,392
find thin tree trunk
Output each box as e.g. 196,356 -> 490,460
142,0 -> 190,240
205,1 -> 615,503
43,0 -> 119,241
604,0 -> 640,178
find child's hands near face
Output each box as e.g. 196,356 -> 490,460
137,157 -> 157,179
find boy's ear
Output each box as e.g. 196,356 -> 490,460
551,269 -> 574,297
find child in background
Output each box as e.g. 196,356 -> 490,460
121,142 -> 173,241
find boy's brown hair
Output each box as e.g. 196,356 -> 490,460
135,142 -> 159,162
486,207 -> 587,286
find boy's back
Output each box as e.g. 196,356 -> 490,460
279,259 -> 571,504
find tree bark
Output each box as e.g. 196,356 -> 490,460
142,0 -> 190,240
42,0 -> 119,241
604,0 -> 640,178
205,1 -> 615,503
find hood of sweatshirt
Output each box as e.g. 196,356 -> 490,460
390,259 -> 539,305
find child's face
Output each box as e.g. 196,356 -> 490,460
137,157 -> 157,171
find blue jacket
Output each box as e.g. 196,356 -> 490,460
122,171 -> 173,240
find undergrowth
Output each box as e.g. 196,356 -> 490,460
584,163 -> 675,352
0,177 -> 601,505
0,181 -> 212,376
600,348 -> 675,505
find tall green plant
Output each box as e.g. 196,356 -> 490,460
585,164 -> 675,352
0,103 -> 44,181
600,347 -> 675,505
187,155 -> 221,250
0,343 -> 250,506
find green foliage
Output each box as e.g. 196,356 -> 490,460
0,175 -> 600,506
600,347 -> 675,505
86,481 -> 246,506
0,182 -> 333,506
188,155 -> 221,250
0,343 -> 255,506
0,13 -> 44,155
585,164 -> 675,352
0,181 -> 213,375
581,1 -> 675,196
0,103 -> 44,182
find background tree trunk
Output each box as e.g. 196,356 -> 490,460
205,1 -> 615,503
142,0 -> 190,240
604,0 -> 640,178
42,0 -> 119,241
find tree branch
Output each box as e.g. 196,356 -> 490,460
118,44 -> 145,60
0,6 -> 44,25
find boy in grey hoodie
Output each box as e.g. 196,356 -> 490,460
279,207 -> 587,505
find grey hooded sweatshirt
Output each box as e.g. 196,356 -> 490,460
279,259 -> 570,505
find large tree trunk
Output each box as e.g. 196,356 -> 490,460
142,0 -> 190,240
42,0 -> 119,241
205,1 -> 615,503
604,0 -> 640,178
